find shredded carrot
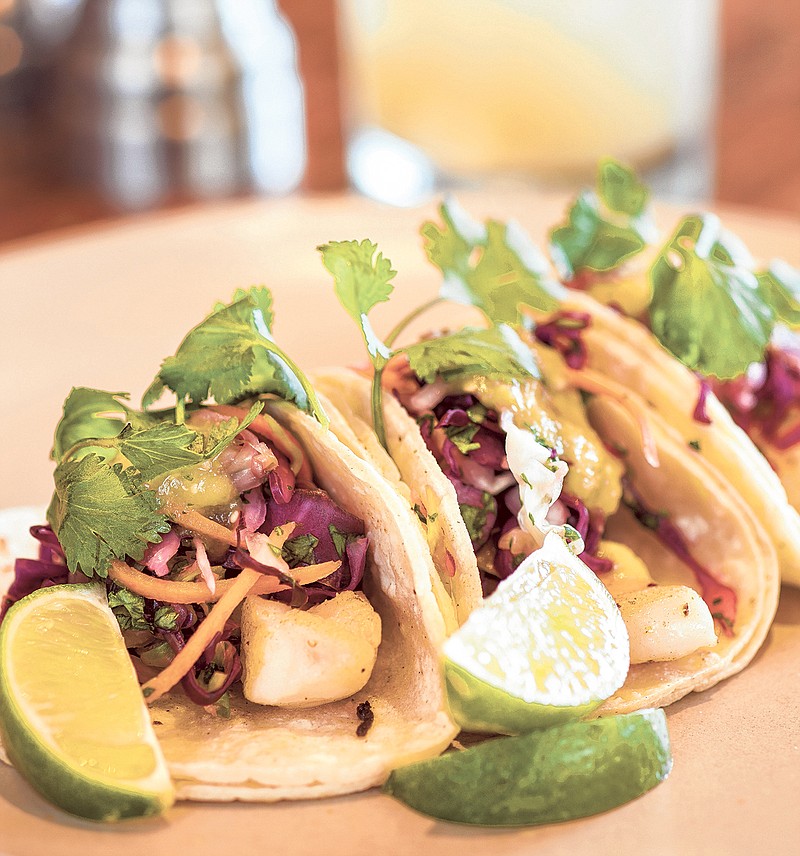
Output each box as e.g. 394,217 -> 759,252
136,524 -> 342,704
165,508 -> 239,546
565,367 -> 660,468
211,405 -> 313,485
142,567 -> 262,704
108,560 -> 281,603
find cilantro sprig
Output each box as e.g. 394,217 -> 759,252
47,454 -> 170,577
649,214 -> 798,379
47,286 -> 326,579
143,287 -> 327,426
549,158 -> 657,280
48,397 -> 263,578
421,199 -> 563,328
320,240 -> 540,449
547,160 -> 799,380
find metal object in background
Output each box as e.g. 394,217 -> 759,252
57,0 -> 305,210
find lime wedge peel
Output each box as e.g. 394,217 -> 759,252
443,532 -> 630,734
383,709 -> 672,827
0,583 -> 175,822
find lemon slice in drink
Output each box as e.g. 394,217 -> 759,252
443,532 -> 629,734
384,709 -> 672,826
0,583 -> 175,821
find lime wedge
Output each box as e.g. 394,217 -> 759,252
443,533 -> 629,733
384,709 -> 671,826
0,583 -> 175,821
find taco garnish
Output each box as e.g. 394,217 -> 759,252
0,286 -> 457,806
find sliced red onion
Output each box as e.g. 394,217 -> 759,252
268,452 -> 296,504
242,487 -> 267,532
143,528 -> 181,577
192,536 -> 216,595
534,311 -> 591,370
693,376 -> 713,425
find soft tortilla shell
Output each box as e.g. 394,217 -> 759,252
0,405 -> 457,802
561,290 -> 800,586
312,368 -> 483,628
313,366 -> 780,714
589,395 -> 780,713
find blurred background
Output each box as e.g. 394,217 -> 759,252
0,0 -> 798,245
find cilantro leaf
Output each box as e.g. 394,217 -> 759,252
597,158 -> 649,216
328,523 -> 360,559
758,259 -> 800,328
549,158 -> 656,279
282,533 -> 319,568
402,325 -> 540,386
116,422 -> 204,481
198,401 -> 264,458
443,422 -> 481,455
318,239 -> 395,365
47,455 -> 169,577
422,199 -> 563,325
119,401 -> 263,480
52,388 -> 156,463
108,587 -> 150,632
144,287 -> 327,425
154,605 -> 180,631
459,491 -> 495,546
649,214 -> 775,379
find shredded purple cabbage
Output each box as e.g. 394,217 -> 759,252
0,526 -> 75,620
533,311 -> 592,369
263,488 -> 368,595
557,493 -> 612,574
3,423 -> 372,712
714,343 -> 800,449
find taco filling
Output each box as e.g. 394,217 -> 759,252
381,317 -> 736,665
0,405 -> 378,715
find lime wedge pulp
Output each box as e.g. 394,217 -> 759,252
0,583 -> 175,821
384,709 -> 672,826
443,533 -> 630,733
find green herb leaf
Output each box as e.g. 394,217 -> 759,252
403,325 -> 540,386
549,158 -> 656,279
153,605 -> 180,631
423,200 -> 562,325
47,455 -> 169,577
758,259 -> 800,328
319,239 -> 395,366
282,533 -> 319,568
108,587 -> 150,632
649,214 -> 775,379
198,401 -> 264,459
144,287 -> 327,425
116,422 -> 203,481
329,523 -> 361,559
52,388 -> 157,463
443,422 -> 481,455
459,491 -> 495,545
597,158 -> 649,217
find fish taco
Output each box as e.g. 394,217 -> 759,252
313,213 -> 781,714
0,288 -> 456,803
546,159 -> 800,586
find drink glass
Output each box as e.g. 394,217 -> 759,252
340,0 -> 718,205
